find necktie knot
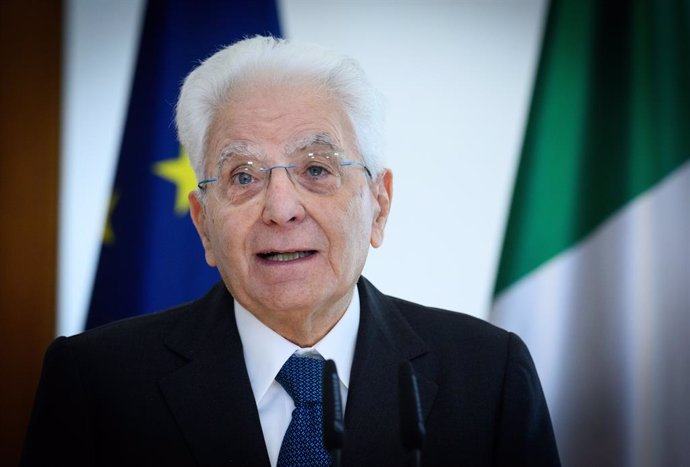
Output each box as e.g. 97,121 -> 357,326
276,353 -> 325,404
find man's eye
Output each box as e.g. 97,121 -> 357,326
233,171 -> 255,185
306,165 -> 329,178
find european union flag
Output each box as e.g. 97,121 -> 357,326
86,0 -> 282,329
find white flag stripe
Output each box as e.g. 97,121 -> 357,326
493,161 -> 690,466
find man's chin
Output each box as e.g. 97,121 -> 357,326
243,280 -> 346,317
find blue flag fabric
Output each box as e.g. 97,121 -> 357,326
86,0 -> 282,329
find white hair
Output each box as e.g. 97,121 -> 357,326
175,35 -> 385,180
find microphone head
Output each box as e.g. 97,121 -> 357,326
398,361 -> 426,450
323,359 -> 344,451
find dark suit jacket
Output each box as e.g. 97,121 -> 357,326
22,277 -> 559,466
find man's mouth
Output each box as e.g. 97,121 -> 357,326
258,251 -> 316,262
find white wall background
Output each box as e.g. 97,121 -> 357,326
59,0 -> 548,336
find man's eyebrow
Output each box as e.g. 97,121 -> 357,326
217,142 -> 265,162
285,133 -> 339,154
215,135 -> 342,164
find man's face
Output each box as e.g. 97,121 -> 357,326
189,82 -> 392,328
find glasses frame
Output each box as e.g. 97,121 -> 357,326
197,158 -> 372,191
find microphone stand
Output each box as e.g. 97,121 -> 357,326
398,361 -> 426,467
323,359 -> 344,467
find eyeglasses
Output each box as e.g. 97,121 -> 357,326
197,149 -> 372,205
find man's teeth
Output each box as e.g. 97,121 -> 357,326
263,251 -> 312,262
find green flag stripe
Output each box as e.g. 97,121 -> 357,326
494,0 -> 690,296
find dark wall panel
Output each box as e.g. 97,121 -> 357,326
0,1 -> 61,464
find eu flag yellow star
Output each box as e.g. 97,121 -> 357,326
153,148 -> 198,215
103,191 -> 119,245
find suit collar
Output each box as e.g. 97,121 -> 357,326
156,278 -> 439,466
159,282 -> 270,466
343,277 -> 438,466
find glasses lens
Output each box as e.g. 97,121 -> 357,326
215,158 -> 266,204
291,150 -> 344,195
206,149 -> 364,205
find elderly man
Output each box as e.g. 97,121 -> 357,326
23,36 -> 559,466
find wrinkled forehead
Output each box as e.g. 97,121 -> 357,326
217,133 -> 342,162
203,81 -> 356,172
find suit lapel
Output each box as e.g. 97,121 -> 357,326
158,283 -> 270,466
343,277 -> 438,467
154,278 -> 438,466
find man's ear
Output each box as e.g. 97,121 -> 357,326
189,191 -> 217,266
370,169 -> 393,248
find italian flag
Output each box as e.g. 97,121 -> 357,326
491,1 -> 689,466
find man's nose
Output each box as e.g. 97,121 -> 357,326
260,167 -> 306,226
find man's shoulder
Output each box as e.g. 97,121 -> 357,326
388,294 -> 504,334
358,276 -> 514,357
60,282 -> 229,356
386,293 -> 510,347
67,304 -> 184,347
359,277 -> 509,340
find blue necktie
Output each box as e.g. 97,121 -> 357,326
276,353 -> 331,467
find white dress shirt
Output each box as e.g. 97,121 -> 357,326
235,288 -> 360,467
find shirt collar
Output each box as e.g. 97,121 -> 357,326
235,287 -> 360,405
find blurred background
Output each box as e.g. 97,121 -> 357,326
60,0 -> 546,335
2,0 -> 688,465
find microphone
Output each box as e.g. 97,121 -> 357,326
323,359 -> 344,467
398,361 -> 425,467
